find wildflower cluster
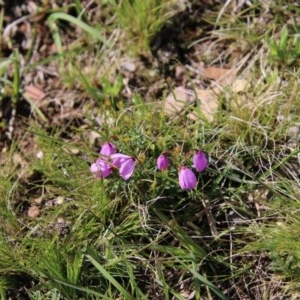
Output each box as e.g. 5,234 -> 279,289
90,142 -> 208,190
90,142 -> 135,181
157,150 -> 208,190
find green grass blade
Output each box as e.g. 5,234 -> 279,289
47,12 -> 105,44
174,258 -> 228,300
50,279 -> 110,299
86,254 -> 135,300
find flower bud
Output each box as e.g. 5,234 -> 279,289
178,167 -> 197,190
193,151 -> 208,173
157,153 -> 170,170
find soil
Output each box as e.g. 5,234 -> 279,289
1,0 -> 245,157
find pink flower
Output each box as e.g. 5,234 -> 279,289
178,166 -> 197,190
157,153 -> 170,170
193,151 -> 208,173
119,157 -> 135,180
90,142 -> 116,178
100,142 -> 116,157
90,159 -> 112,178
111,153 -> 136,180
111,153 -> 131,168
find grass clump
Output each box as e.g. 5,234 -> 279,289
0,106 -> 232,299
112,0 -> 181,54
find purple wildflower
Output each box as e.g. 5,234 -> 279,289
157,153 -> 170,170
111,153 -> 132,168
178,166 -> 197,190
111,153 -> 136,180
100,142 -> 116,157
90,142 -> 116,178
90,159 -> 112,178
119,157 -> 135,180
193,150 -> 208,173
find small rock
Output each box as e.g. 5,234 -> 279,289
121,61 -> 136,72
70,148 -> 80,155
36,151 -> 43,159
55,196 -> 64,205
89,131 -> 101,145
33,196 -> 43,204
28,206 -> 40,218
287,126 -> 300,139
194,88 -> 219,122
164,86 -> 195,115
232,78 -> 248,93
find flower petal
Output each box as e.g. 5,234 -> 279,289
94,167 -> 112,178
90,163 -> 99,173
100,142 -> 117,156
90,159 -> 112,178
111,153 -> 132,168
119,158 -> 135,180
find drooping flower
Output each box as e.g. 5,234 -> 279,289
111,153 -> 132,168
100,142 -> 117,157
193,150 -> 208,173
157,153 -> 170,170
90,159 -> 112,178
178,166 -> 197,190
90,142 -> 116,178
111,153 -> 136,180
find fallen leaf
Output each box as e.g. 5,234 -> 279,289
202,67 -> 236,86
24,85 -> 46,104
164,86 -> 195,115
194,89 -> 219,122
28,206 -> 40,218
175,65 -> 185,80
